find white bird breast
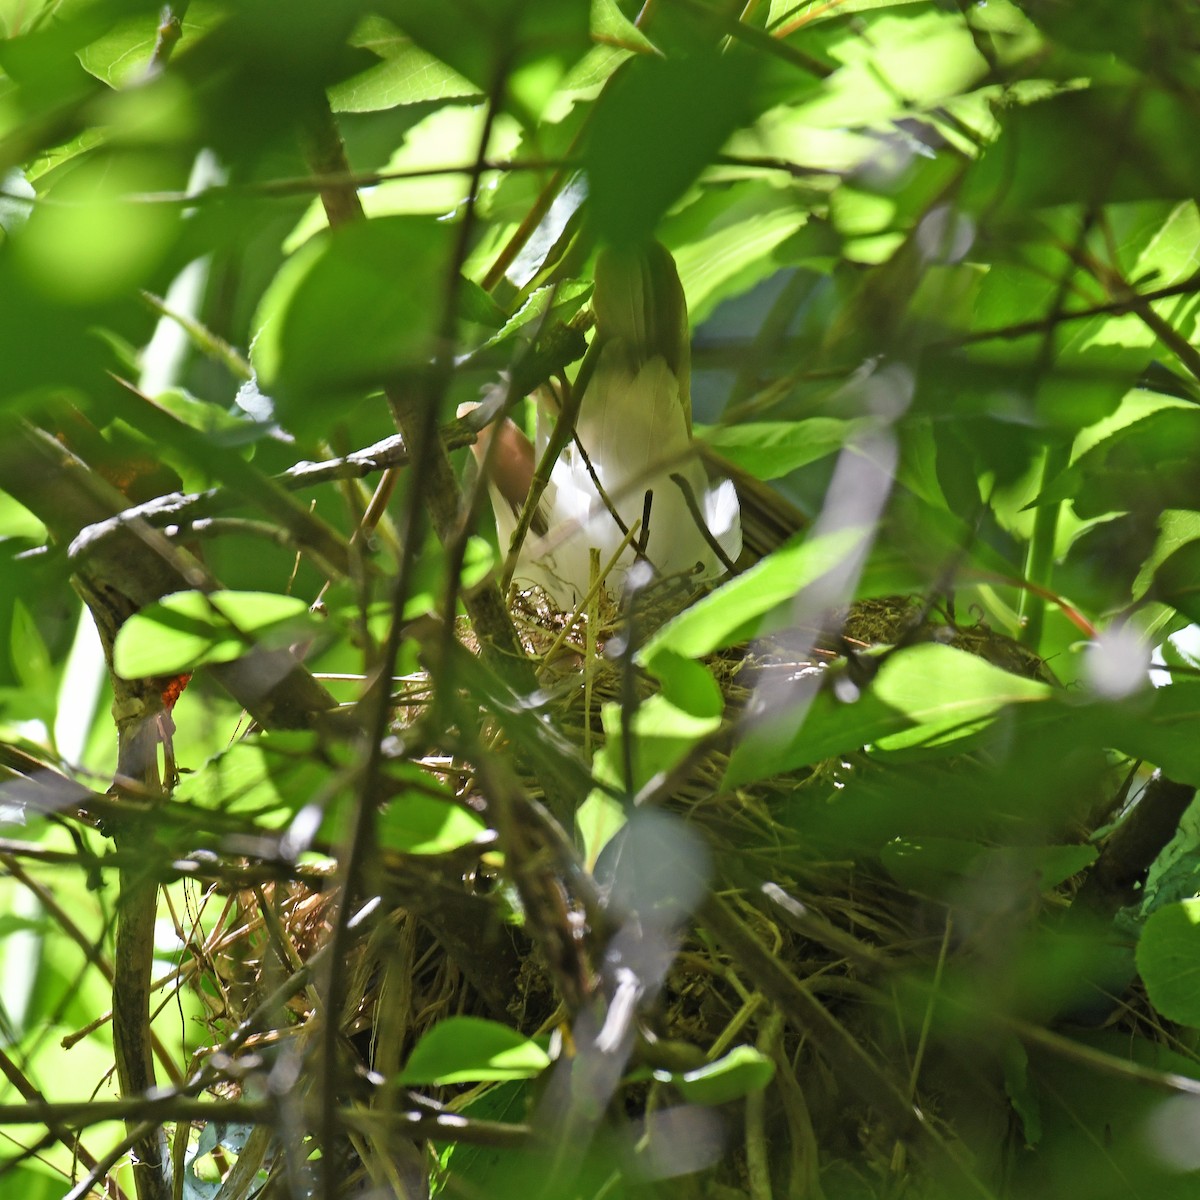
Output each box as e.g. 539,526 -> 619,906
514,346 -> 742,608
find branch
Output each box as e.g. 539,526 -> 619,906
298,105 -> 534,693
0,419 -> 343,1200
1078,773 -> 1197,910
0,1096 -> 531,1147
0,421 -> 342,730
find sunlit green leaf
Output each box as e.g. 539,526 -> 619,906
331,32 -> 480,111
77,3 -> 220,87
386,0 -> 590,124
378,791 -> 489,855
792,9 -> 987,128
725,644 -> 1053,788
590,0 -> 655,54
13,151 -> 181,305
599,693 -> 722,795
576,786 -> 625,871
400,1016 -> 550,1084
640,527 -> 870,668
665,182 -> 811,325
664,1045 -> 775,1106
643,650 -> 723,719
113,590 -> 317,678
697,418 -> 864,481
174,731 -> 327,819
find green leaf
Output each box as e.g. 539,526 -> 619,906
0,492 -> 44,541
153,388 -> 261,442
378,791 -> 489,855
1137,899 -> 1200,1028
459,535 -> 497,592
643,650 -> 723,719
112,591 -> 317,678
400,1017 -> 550,1084
1133,508 -> 1200,602
791,8 -> 986,128
477,280 -> 593,354
664,1045 -> 775,1106
0,1164 -> 70,1200
12,151 -> 181,305
639,527 -> 870,669
586,47 -> 757,246
577,677 -> 721,866
1151,540 -> 1200,625
880,837 -> 1096,898
0,913 -> 49,938
330,29 -> 481,112
1002,1037 -> 1043,1149
663,182 -> 810,325
590,0 -> 655,54
576,786 -> 626,871
173,731 -> 328,819
725,644 -> 1053,788
253,216 -> 454,429
77,4 -> 220,88
351,537 -> 496,636
387,0 -> 590,124
1036,407 -> 1200,518
697,418 -> 865,481
436,1081 -> 530,1178
598,693 -> 721,795
966,89 -> 1200,214
1098,683 -> 1200,787
295,106 -> 523,240
10,600 -> 53,697
768,0 -> 926,28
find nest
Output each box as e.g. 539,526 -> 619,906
176,584 -> 1111,1199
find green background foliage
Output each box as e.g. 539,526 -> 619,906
4,1 -> 1200,1197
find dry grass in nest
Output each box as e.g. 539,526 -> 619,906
182,583 -> 1087,1197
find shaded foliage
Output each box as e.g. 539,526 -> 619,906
3,2 -> 1200,1199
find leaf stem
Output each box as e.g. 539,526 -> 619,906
1018,440 -> 1070,649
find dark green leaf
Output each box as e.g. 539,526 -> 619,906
586,48 -> 757,246
253,216 -> 454,430
964,88 -> 1200,213
382,0 -> 590,123
880,837 -> 1096,898
1152,540 -> 1200,625
1098,683 -> 1200,786
1137,899 -> 1200,1028
1036,407 -> 1200,517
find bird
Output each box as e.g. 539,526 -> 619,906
462,240 -> 742,611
